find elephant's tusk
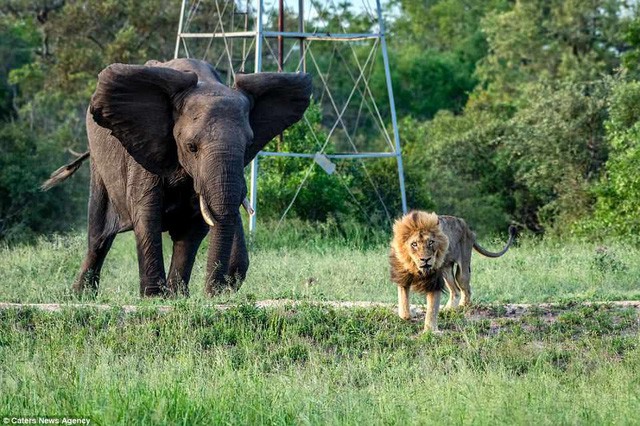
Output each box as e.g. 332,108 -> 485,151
241,197 -> 255,216
199,196 -> 216,227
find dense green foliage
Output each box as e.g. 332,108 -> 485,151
1,0 -> 639,240
385,0 -> 638,237
586,80 -> 640,237
0,122 -> 87,240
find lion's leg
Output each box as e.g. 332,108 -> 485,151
398,286 -> 411,320
456,265 -> 472,307
443,266 -> 460,310
424,290 -> 441,332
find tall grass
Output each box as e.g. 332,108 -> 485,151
0,224 -> 638,305
1,224 -> 639,424
0,303 -> 639,425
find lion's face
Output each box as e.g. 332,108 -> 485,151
406,231 -> 444,273
391,211 -> 449,276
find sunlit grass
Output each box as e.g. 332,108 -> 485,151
1,229 -> 639,424
0,303 -> 638,424
0,230 -> 638,305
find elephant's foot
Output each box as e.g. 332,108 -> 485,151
205,277 -> 243,297
205,265 -> 246,297
140,279 -> 169,297
205,283 -> 236,297
166,277 -> 190,298
72,270 -> 99,299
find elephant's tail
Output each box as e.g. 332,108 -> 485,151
41,151 -> 90,191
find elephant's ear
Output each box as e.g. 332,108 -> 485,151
235,72 -> 312,165
90,63 -> 198,176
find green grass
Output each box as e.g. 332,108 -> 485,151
1,303 -> 639,425
0,231 -> 638,304
1,230 -> 639,424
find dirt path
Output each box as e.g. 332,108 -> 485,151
1,299 -> 639,323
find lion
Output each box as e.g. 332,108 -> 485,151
389,211 -> 516,332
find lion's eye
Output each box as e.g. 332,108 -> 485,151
187,142 -> 198,153
428,240 -> 434,247
411,242 -> 418,249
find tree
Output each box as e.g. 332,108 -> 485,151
377,0 -> 510,118
503,81 -> 609,232
586,79 -> 640,238
476,0 -> 623,105
620,8 -> 640,78
0,16 -> 38,120
423,0 -> 632,234
0,0 -> 179,241
0,121 -> 87,240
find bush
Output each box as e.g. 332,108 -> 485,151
395,111 -> 513,236
0,122 -> 87,242
580,79 -> 640,239
503,81 -> 609,233
256,103 -> 354,222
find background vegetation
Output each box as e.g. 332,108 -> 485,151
1,0 -> 640,241
2,3 -> 640,423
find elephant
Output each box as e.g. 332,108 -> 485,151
43,58 -> 312,297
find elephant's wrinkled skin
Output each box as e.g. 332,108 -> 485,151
45,58 -> 311,297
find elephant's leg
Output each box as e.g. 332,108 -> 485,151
74,174 -> 117,296
167,220 -> 208,297
132,198 -> 167,297
226,218 -> 249,290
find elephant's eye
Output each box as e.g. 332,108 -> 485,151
187,142 -> 198,153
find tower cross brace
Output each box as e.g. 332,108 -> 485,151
174,0 -> 408,231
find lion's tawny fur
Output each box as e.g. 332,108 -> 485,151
390,211 -> 449,294
391,211 -> 449,278
389,210 -> 516,332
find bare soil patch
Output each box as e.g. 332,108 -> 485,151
1,299 -> 639,324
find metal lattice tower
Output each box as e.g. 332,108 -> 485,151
174,0 -> 408,232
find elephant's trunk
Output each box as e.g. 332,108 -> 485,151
198,151 -> 245,295
205,213 -> 238,295
201,195 -> 240,294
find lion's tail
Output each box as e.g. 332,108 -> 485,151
41,151 -> 90,191
473,225 -> 517,258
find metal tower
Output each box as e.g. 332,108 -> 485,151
174,0 -> 408,231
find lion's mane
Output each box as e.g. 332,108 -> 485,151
389,211 -> 449,293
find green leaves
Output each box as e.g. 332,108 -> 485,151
0,122 -> 87,241
0,0 -> 639,239
477,0 -> 623,99
584,79 -> 640,239
376,47 -> 477,119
